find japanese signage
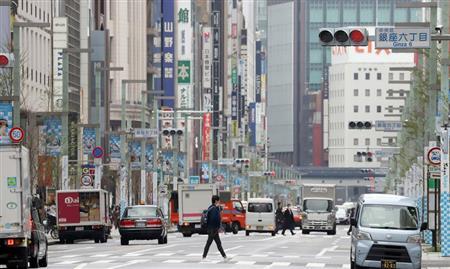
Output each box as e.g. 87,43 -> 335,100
177,60 -> 191,84
52,17 -> 68,112
160,0 -> 175,108
212,1 -> 221,136
202,113 -> 211,161
249,102 -> 256,147
375,121 -> 402,132
255,40 -> 262,103
0,102 -> 12,144
202,27 -> 212,89
133,128 -> 158,138
176,0 -> 193,109
375,27 -> 430,49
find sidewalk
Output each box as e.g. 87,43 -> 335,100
423,248 -> 450,268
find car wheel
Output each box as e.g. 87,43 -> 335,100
120,237 -> 129,246
182,233 -> 192,237
158,236 -> 164,245
271,232 -> 276,236
100,230 -> 108,243
94,239 -> 100,243
164,235 -> 168,244
245,231 -> 250,236
231,222 -> 239,234
302,230 -> 309,235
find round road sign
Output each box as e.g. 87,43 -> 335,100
9,127 -> 25,143
92,146 -> 104,159
427,147 -> 441,165
81,175 -> 93,186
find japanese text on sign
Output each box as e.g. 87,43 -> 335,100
375,27 -> 430,49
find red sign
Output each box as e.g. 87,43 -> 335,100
57,192 -> 80,224
9,127 -> 25,143
202,113 -> 211,161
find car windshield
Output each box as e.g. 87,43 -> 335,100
360,204 -> 418,230
124,207 -> 157,218
248,203 -> 273,213
303,199 -> 333,213
336,207 -> 347,216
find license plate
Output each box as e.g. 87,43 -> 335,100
195,224 -> 201,228
136,222 -> 145,227
257,226 -> 263,230
381,260 -> 396,269
75,227 -> 83,231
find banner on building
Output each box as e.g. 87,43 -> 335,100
255,40 -> 262,103
38,116 -> 62,156
82,128 -> 96,155
0,102 -> 13,144
202,27 -> 212,89
202,113 -> 211,160
109,134 -> 121,162
201,163 -> 210,183
129,141 -> 142,170
249,102 -> 256,147
162,0 -> 175,108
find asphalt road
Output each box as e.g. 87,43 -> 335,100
42,226 -> 448,269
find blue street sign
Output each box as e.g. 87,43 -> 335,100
92,146 -> 104,159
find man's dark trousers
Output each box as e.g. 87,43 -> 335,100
202,228 -> 226,258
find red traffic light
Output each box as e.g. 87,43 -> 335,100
0,55 -> 9,66
367,152 -> 373,157
350,29 -> 365,43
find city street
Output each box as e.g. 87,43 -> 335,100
44,226 -> 447,269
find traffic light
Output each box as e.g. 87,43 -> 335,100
235,158 -> 250,168
0,53 -> 14,68
357,152 -> 374,162
319,27 -> 368,46
349,121 -> 372,129
162,128 -> 183,136
263,171 -> 276,176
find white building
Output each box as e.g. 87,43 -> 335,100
15,0 -> 53,112
107,0 -> 147,126
326,41 -> 414,168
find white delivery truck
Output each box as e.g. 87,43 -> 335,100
56,189 -> 111,244
301,184 -> 337,235
177,183 -> 217,237
0,145 -> 48,268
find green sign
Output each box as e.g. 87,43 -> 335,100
178,8 -> 189,23
177,60 -> 191,83
231,68 -> 237,84
7,177 -> 17,188
428,178 -> 439,189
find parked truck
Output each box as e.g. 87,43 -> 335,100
0,145 -> 48,269
301,184 -> 336,235
57,189 -> 111,244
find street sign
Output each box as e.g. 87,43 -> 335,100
375,27 -> 430,49
189,176 -> 200,184
80,175 -> 93,186
9,127 -> 25,143
248,171 -> 263,177
218,158 -> 234,165
427,147 -> 441,165
92,146 -> 104,159
133,128 -> 159,138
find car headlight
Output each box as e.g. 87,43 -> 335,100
356,231 -> 372,241
407,234 -> 422,244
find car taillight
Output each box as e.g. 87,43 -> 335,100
5,238 -> 25,247
6,239 -> 14,246
120,219 -> 136,228
146,218 -> 162,228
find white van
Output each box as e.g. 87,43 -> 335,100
245,198 -> 276,236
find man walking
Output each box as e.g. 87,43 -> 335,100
275,202 -> 284,234
202,195 -> 229,261
282,204 -> 296,236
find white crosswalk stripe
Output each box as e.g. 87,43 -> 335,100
162,259 -> 185,263
306,263 -> 326,267
235,261 -> 256,265
271,262 -> 291,266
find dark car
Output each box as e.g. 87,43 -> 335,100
119,205 -> 168,246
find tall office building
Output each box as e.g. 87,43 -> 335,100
267,0 -> 422,166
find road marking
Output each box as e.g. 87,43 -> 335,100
306,263 -> 326,267
251,254 -> 268,257
48,246 -> 94,254
186,253 -> 200,257
316,245 -> 338,257
60,255 -> 80,258
163,259 -> 185,263
73,263 -> 87,269
55,260 -> 81,265
155,252 -> 175,256
215,245 -> 242,254
90,253 -> 112,257
90,260 -> 116,264
342,264 -> 351,269
283,255 -> 298,258
271,262 -> 291,266
236,261 -> 256,265
123,244 -> 179,257
108,259 -> 148,269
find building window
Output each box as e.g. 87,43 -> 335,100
388,89 -> 393,97
365,89 -> 370,96
354,73 -> 358,80
388,138 -> 394,144
377,105 -> 382,113
377,89 -> 382,96
377,138 -> 382,146
365,138 -> 370,146
399,106 -> 404,113
377,73 -> 382,80
35,6 -> 37,17
354,106 -> 359,113
399,89 -> 405,96
389,72 -> 393,80
387,106 -> 394,113
353,89 -> 358,96
365,105 -> 370,113
399,73 -> 405,80
354,138 -> 359,146
365,73 -> 370,80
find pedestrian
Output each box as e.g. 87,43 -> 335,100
275,202 -> 284,234
112,205 -> 120,229
202,195 -> 230,262
282,204 -> 296,236
347,207 -> 356,235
